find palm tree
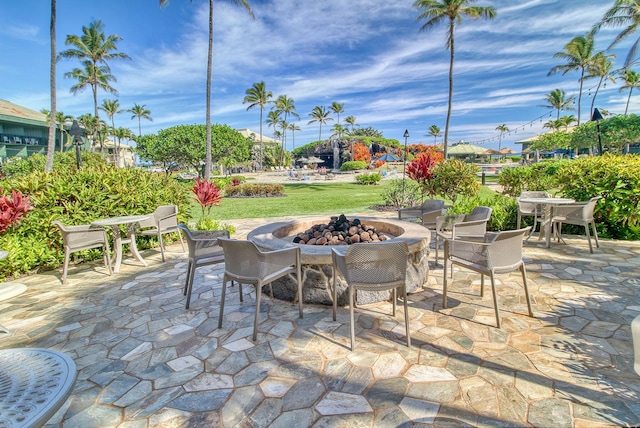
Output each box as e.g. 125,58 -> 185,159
273,94 -> 299,154
128,103 -> 152,136
243,81 -> 273,169
558,115 -> 577,130
288,122 -> 301,151
427,124 -> 442,143
541,89 -> 574,120
55,112 -> 73,152
345,115 -> 358,134
77,113 -> 102,153
593,0 -> 640,68
308,106 -> 333,142
495,124 -> 509,152
585,52 -> 617,117
331,124 -> 346,139
265,110 -> 282,140
619,69 -> 640,115
414,0 -> 496,158
160,0 -> 254,180
548,34 -> 597,125
46,0 -> 57,172
111,127 -> 133,167
58,19 -> 130,121
330,102 -> 345,138
543,119 -> 564,131
100,99 -> 122,132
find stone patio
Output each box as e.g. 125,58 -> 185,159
1,214 -> 639,427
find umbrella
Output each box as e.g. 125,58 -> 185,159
480,148 -> 500,156
447,143 -> 487,156
499,148 -> 516,155
376,153 -> 401,162
304,156 -> 324,164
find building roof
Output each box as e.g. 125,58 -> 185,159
0,99 -> 47,126
236,128 -> 279,144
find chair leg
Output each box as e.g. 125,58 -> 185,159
185,263 -> 196,309
442,248 -> 449,309
332,267 -> 338,321
480,274 -> 485,298
218,276 -> 228,329
584,223 -> 594,253
183,261 -> 192,295
158,233 -> 166,262
177,230 -> 186,252
62,248 -> 70,285
490,273 -> 501,328
349,285 -> 356,351
103,244 -> 113,276
392,288 -> 397,317
521,264 -> 534,318
516,212 -> 521,230
253,282 -> 262,341
434,235 -> 439,266
403,286 -> 411,348
591,221 -> 600,248
297,263 -> 303,319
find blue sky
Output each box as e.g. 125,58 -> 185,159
0,0 -> 636,151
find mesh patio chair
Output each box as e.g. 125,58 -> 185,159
137,205 -> 185,262
52,220 -> 112,285
551,195 -> 602,253
332,241 -> 411,350
177,224 -> 228,309
516,191 -> 551,232
398,199 -> 446,222
443,227 -> 533,328
217,238 -> 303,341
435,206 -> 492,266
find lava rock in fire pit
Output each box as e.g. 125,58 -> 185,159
292,214 -> 388,245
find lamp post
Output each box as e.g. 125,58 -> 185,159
401,129 -> 409,206
69,120 -> 84,168
591,108 -> 604,156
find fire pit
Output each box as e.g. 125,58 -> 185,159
248,216 -> 430,306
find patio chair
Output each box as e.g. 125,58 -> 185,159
516,191 -> 551,231
137,205 -> 185,262
443,227 -> 533,328
551,195 -> 602,253
177,224 -> 228,309
434,206 -> 492,266
332,241 -> 411,350
217,238 -> 303,341
398,199 -> 446,222
632,315 -> 640,376
52,220 -> 113,285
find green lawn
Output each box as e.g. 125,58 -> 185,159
192,180 -> 500,220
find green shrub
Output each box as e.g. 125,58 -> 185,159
498,160 -> 563,197
1,151 -> 108,178
430,159 -> 480,204
340,161 -> 367,171
0,164 -> 191,279
355,173 -> 382,185
382,179 -> 421,209
195,217 -> 236,234
224,183 -> 285,197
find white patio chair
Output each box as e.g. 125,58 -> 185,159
52,220 -> 112,285
332,241 -> 411,350
177,224 -> 228,309
443,227 -> 533,328
137,205 -> 185,262
217,238 -> 303,341
398,199 -> 446,222
516,191 -> 551,231
551,195 -> 602,253
435,206 -> 492,266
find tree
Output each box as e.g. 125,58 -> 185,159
345,115 -> 358,134
558,115 -> 577,130
593,0 -> 640,68
128,103 -> 152,136
619,69 -> 640,115
273,94 -> 299,152
427,124 -> 442,143
58,19 -> 130,121
330,102 -> 345,139
111,126 -> 134,166
308,106 -> 333,142
542,88 -> 574,120
331,124 -> 346,139
548,34 -> 597,125
543,118 -> 564,131
243,81 -> 272,169
414,0 -> 496,159
100,99 -> 122,132
495,124 -> 509,152
570,113 -> 640,153
160,0 -> 254,181
46,0 -> 57,172
585,52 -> 616,117
265,110 -> 282,140
55,112 -> 72,153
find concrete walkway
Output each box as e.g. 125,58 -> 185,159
1,215 -> 639,427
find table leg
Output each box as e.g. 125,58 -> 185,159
110,225 -> 124,273
540,205 -> 552,248
127,225 -> 147,267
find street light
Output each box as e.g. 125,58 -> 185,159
401,129 -> 409,206
591,108 -> 604,156
69,120 -> 84,168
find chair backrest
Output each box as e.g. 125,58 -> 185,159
217,238 -> 264,280
487,227 -> 530,270
421,199 -> 445,212
340,242 -> 409,289
518,191 -> 551,214
177,224 -> 229,260
52,220 -> 104,249
464,206 -> 492,222
563,195 -> 602,222
139,205 -> 177,229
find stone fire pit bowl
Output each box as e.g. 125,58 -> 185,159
248,217 -> 430,306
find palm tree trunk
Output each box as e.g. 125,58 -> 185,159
577,69 -> 585,125
204,0 -> 214,180
590,77 -> 604,118
46,0 -> 56,172
625,87 -> 633,115
443,20 -> 455,160
259,107 -> 263,170
59,126 -> 64,153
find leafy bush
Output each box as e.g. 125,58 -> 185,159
1,151 -> 107,178
430,159 -> 480,204
498,161 -> 564,197
452,195 -> 518,232
224,183 -> 285,197
340,161 -> 367,171
192,178 -> 223,217
195,217 -> 236,234
382,179 -> 421,209
0,164 -> 190,279
355,173 -> 382,185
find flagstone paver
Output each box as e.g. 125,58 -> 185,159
1,214 -> 640,427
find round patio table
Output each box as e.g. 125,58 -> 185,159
518,197 -> 574,248
91,215 -> 149,273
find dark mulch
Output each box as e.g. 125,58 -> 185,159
369,205 -> 397,212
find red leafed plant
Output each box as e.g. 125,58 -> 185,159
191,178 -> 223,217
406,153 -> 439,198
0,189 -> 33,234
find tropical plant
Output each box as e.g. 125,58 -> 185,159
406,153 -> 439,200
414,0 -> 496,158
350,126 -> 383,138
430,159 -> 480,204
288,122 -> 301,151
243,81 -> 273,169
0,189 -> 33,234
593,0 -> 640,68
192,178 -> 223,218
585,52 -> 616,117
55,112 -> 73,153
619,69 -> 640,115
330,102 -> 345,138
331,124 -> 346,140
308,106 -> 333,142
495,124 -> 509,152
273,94 -> 299,163
111,127 -> 134,166
100,99 -> 122,131
352,142 -> 371,164
58,19 -> 130,121
47,0 -> 57,173
427,124 -> 442,143
128,103 -> 152,137
548,33 -> 597,125
345,115 -> 358,134
355,173 -> 382,185
541,88 -> 574,120
160,0 -> 254,181
265,110 -> 282,140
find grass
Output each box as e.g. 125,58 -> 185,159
191,179 -> 500,221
